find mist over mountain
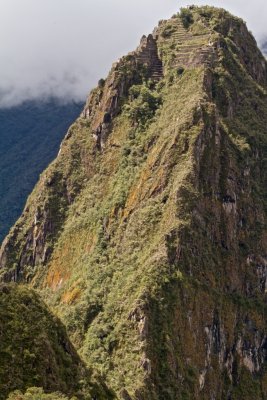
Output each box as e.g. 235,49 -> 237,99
0,99 -> 83,242
1,5 -> 267,399
0,0 -> 266,108
262,40 -> 267,54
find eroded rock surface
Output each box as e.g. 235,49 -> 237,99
0,6 -> 267,400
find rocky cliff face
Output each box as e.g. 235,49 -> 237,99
0,6 -> 267,399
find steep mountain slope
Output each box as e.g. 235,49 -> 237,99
0,6 -> 267,399
0,284 -> 112,400
0,99 -> 83,242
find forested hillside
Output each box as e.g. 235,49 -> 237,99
0,6 -> 267,400
0,99 -> 83,242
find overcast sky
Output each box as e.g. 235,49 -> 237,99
0,0 -> 266,108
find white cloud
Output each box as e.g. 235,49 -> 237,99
0,0 -> 266,107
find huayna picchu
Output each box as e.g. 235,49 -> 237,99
0,6 -> 267,399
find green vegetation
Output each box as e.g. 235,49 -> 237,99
123,83 -> 162,127
1,6 -> 267,400
161,24 -> 175,38
180,8 -> 194,28
0,99 -> 82,243
98,79 -> 105,88
177,67 -> 185,75
7,387 -> 74,400
0,284 -> 113,400
0,284 -> 84,399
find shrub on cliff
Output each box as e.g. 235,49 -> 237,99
7,387 -> 73,400
180,8 -> 194,28
123,84 -> 162,127
161,24 -> 175,38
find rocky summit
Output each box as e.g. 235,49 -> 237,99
0,6 -> 267,400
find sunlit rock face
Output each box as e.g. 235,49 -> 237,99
0,6 -> 267,400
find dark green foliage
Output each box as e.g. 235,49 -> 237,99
0,284 -> 115,400
180,8 -> 194,29
177,67 -> 185,75
161,24 -> 175,38
7,387 -> 73,400
231,368 -> 262,399
98,79 -> 105,88
196,6 -> 244,36
0,99 -> 83,243
0,284 -> 85,399
123,84 -> 162,127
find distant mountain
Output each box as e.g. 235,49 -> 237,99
262,41 -> 267,55
0,99 -> 83,242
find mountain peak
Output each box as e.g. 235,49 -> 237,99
79,6 -> 266,151
1,6 -> 267,399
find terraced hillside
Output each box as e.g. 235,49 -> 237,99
0,6 -> 267,400
157,15 -> 213,68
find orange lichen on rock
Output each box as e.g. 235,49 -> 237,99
62,286 -> 82,304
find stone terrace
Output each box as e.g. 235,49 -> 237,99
155,17 -> 215,70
